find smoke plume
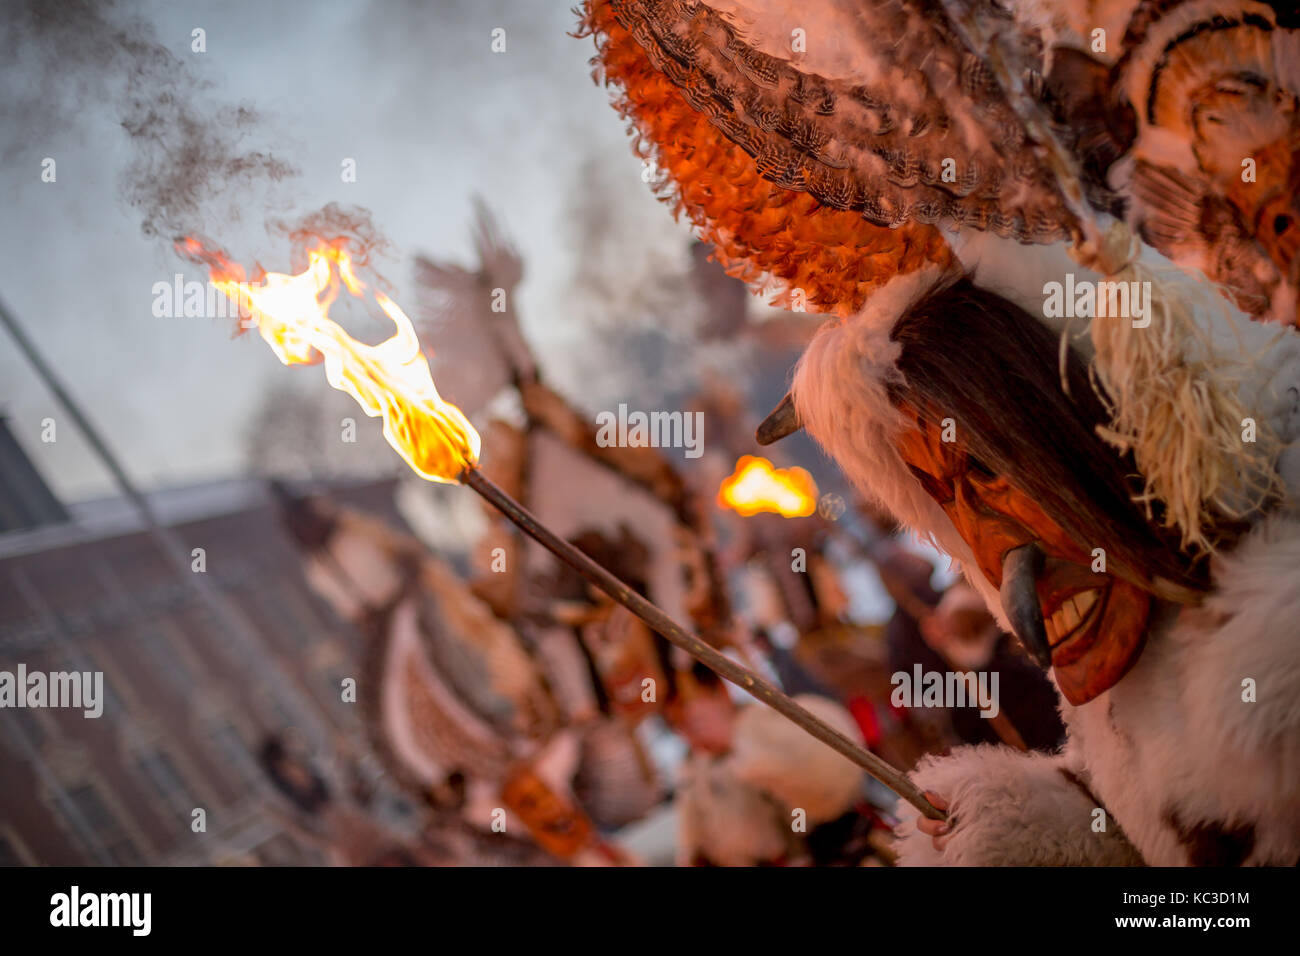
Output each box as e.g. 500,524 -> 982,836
1,0 -> 297,240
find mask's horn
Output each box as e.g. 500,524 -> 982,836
756,392 -> 802,446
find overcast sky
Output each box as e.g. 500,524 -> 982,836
0,0 -> 692,501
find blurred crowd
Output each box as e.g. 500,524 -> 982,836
249,215 -> 1067,867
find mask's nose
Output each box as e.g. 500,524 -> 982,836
756,392 -> 802,445
1000,542 -> 1051,667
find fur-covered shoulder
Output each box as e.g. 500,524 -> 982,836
1177,515 -> 1300,814
1063,514 -> 1300,865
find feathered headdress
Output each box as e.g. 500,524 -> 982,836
578,0 -> 1300,570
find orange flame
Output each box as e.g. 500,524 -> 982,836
182,238 -> 480,483
718,455 -> 817,518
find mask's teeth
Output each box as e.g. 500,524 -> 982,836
1048,589 -> 1102,645
1074,588 -> 1098,619
1058,598 -> 1081,634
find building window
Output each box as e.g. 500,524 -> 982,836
137,751 -> 197,821
64,783 -> 143,865
208,724 -> 261,792
255,584 -> 322,649
79,651 -> 128,719
0,707 -> 49,755
136,626 -> 194,692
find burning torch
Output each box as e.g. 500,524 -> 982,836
184,237 -> 945,822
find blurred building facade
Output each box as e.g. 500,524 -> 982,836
0,417 -> 406,865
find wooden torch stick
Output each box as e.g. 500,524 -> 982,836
461,466 -> 946,821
